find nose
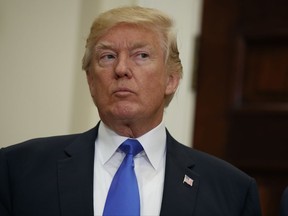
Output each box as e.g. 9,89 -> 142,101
114,55 -> 132,79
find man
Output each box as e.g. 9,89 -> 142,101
0,6 -> 261,216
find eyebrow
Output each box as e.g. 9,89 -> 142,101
94,41 -> 152,51
94,42 -> 114,51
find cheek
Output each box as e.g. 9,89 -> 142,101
141,74 -> 167,99
88,70 -> 110,97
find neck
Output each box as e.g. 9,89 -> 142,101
102,117 -> 163,138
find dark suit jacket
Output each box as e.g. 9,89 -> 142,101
0,124 -> 261,216
280,186 -> 288,216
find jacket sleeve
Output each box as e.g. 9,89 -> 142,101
0,149 -> 12,216
280,186 -> 288,216
241,178 -> 262,216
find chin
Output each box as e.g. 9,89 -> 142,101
107,103 -> 137,118
113,111 -> 138,121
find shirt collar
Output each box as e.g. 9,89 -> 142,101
97,121 -> 166,170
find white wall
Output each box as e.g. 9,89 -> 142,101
0,0 -> 202,147
0,0 -> 84,146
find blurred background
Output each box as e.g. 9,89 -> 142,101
1,0 -> 288,215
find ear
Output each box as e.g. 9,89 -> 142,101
165,72 -> 180,96
86,69 -> 95,97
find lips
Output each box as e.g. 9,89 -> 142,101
113,87 -> 135,97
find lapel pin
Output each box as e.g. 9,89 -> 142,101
183,174 -> 193,187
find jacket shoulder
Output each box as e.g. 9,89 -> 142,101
2,134 -> 79,155
167,132 -> 253,182
1,126 -> 97,160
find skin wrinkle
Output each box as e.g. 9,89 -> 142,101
86,23 -> 179,138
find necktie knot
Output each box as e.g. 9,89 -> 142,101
120,139 -> 143,157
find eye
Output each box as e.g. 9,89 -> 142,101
133,51 -> 151,65
133,52 -> 150,62
98,52 -> 117,66
101,54 -> 116,61
138,52 -> 149,59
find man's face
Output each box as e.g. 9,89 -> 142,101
87,23 -> 178,131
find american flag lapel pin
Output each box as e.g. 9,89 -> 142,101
183,174 -> 193,187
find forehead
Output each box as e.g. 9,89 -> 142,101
95,23 -> 162,49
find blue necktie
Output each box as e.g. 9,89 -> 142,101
103,139 -> 143,216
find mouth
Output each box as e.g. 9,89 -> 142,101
113,88 -> 135,97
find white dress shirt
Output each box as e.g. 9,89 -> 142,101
93,121 -> 166,216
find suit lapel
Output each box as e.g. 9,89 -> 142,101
160,131 -> 200,216
56,125 -> 199,216
57,126 -> 98,216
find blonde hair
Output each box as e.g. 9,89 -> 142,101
82,6 -> 183,106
